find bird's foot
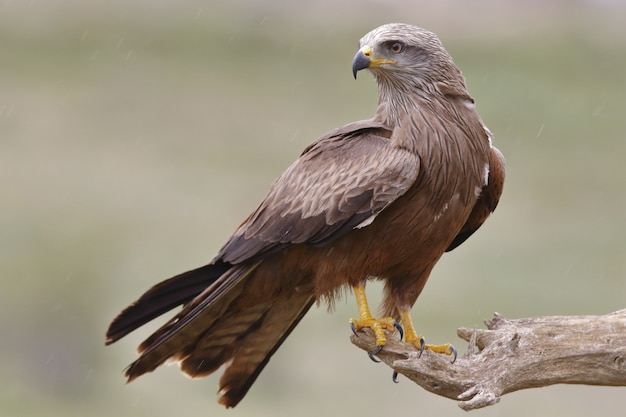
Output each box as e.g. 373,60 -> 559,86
350,316 -> 403,362
424,342 -> 457,362
399,309 -> 457,363
404,328 -> 457,363
390,330 -> 457,384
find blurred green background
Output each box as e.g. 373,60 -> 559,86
2,1 -> 625,416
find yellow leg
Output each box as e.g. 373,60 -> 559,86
349,284 -> 398,348
398,309 -> 457,360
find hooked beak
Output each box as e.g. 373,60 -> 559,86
352,45 -> 398,79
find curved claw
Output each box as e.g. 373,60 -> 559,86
450,345 -> 458,364
417,337 -> 426,357
368,345 -> 383,363
393,321 -> 404,341
350,322 -> 358,337
392,371 -> 399,384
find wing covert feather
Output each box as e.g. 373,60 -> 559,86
217,121 -> 419,264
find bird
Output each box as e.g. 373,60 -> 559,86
105,22 -> 505,408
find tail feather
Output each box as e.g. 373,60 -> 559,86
106,261 -> 231,345
178,303 -> 273,378
124,263 -> 259,381
107,258 -> 315,407
215,292 -> 315,408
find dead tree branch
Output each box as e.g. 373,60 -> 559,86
350,309 -> 626,411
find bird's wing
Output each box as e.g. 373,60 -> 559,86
118,119 -> 420,399
446,144 -> 505,251
217,119 -> 420,264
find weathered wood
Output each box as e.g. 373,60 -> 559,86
350,309 -> 626,410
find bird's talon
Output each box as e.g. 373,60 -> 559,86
417,337 -> 426,357
349,309 -> 398,355
368,345 -> 383,362
350,322 -> 358,337
392,370 -> 399,383
450,345 -> 458,364
393,321 -> 404,341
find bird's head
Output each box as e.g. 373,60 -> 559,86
352,23 -> 463,92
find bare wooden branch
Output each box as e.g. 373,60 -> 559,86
350,309 -> 626,411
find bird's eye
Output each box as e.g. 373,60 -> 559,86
390,42 -> 404,53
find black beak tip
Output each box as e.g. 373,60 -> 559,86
352,51 -> 370,80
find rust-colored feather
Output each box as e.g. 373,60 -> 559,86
106,23 -> 504,408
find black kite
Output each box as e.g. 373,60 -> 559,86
106,23 -> 505,408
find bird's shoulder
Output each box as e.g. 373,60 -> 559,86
216,119 -> 420,264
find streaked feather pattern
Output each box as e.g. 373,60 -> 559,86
106,23 -> 504,408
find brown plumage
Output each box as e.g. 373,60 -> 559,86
106,23 -> 505,408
